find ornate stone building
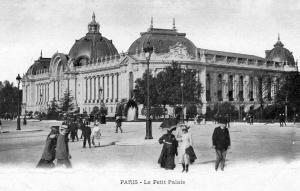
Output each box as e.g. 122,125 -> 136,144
22,14 -> 298,116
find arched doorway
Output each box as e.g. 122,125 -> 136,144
125,99 -> 138,121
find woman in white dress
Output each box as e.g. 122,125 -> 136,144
91,121 -> 101,147
176,124 -> 193,172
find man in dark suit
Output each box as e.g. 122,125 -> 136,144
212,118 -> 231,171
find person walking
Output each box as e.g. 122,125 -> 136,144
0,119 -> 2,134
36,126 -> 59,168
158,127 -> 178,170
82,119 -> 91,148
212,119 -> 231,171
55,125 -> 72,168
115,115 -> 123,133
176,124 -> 194,173
91,120 -> 101,147
225,114 -> 230,128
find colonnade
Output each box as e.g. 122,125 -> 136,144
36,82 -> 50,105
206,72 -> 279,103
84,73 -> 119,104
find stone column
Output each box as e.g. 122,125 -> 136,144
244,75 -> 250,102
223,73 -> 229,101
53,81 -> 56,101
102,75 -> 105,101
111,74 -> 114,102
199,68 -> 206,114
90,77 -> 93,101
262,76 -> 267,101
233,74 -> 240,101
85,77 -> 88,102
210,72 -> 216,102
116,73 -> 119,102
271,76 -> 276,100
57,81 -> 60,100
253,76 -> 258,102
106,75 -> 110,102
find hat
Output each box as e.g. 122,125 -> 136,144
60,125 -> 68,130
219,117 -> 227,124
180,124 -> 190,131
50,126 -> 59,131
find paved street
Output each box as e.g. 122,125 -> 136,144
0,120 -> 300,191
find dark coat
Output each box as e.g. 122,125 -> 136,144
82,124 -> 91,137
158,133 -> 178,169
55,134 -> 69,160
212,126 -> 231,150
185,146 -> 197,163
36,133 -> 57,168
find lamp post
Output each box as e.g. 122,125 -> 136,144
143,41 -> 153,140
16,74 -> 22,130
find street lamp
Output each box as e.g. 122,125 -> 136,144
16,74 -> 22,130
143,41 -> 153,140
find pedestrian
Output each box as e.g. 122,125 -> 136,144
36,126 -> 59,168
70,121 -> 77,142
176,124 -> 195,173
279,114 -> 283,127
194,114 -> 199,125
212,118 -> 231,171
55,125 -> 72,168
91,120 -> 101,147
23,116 -> 27,125
82,119 -> 92,148
282,113 -> 287,126
225,114 -> 230,128
158,127 -> 178,170
293,113 -> 298,124
115,115 -> 123,133
0,119 -> 2,134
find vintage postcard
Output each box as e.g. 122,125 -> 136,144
0,0 -> 299,191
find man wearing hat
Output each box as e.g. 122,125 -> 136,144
36,126 -> 59,168
212,118 -> 231,171
55,124 -> 72,168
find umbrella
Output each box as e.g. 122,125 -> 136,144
160,118 -> 179,130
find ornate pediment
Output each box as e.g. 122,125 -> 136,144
152,42 -> 194,60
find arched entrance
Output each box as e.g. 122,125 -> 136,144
125,99 -> 138,121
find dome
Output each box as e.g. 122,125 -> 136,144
128,19 -> 196,57
69,13 -> 118,66
265,35 -> 295,66
26,51 -> 51,75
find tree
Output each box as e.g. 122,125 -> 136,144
134,72 -> 159,106
274,71 -> 300,119
47,98 -> 59,119
134,62 -> 203,108
59,90 -> 74,114
156,62 -> 202,106
0,80 -> 21,117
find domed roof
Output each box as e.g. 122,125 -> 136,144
69,13 -> 118,65
265,35 -> 295,66
128,19 -> 196,57
26,51 -> 51,75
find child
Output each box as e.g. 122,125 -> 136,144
91,121 -> 101,147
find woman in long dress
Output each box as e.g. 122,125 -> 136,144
36,126 -> 59,168
91,121 -> 101,147
176,124 -> 193,173
158,127 -> 178,170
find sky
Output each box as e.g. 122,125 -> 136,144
0,0 -> 300,84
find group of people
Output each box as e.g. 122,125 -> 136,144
278,113 -> 287,127
158,118 -> 231,172
36,113 -> 125,168
36,125 -> 72,168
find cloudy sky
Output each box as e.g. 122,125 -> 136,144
0,0 -> 299,84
